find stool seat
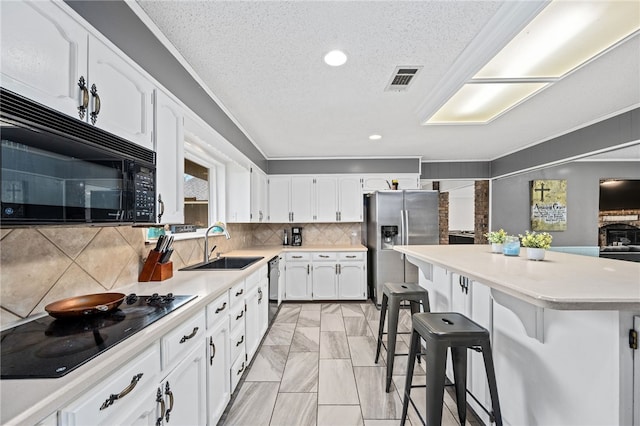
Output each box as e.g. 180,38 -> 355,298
401,312 -> 502,426
375,282 -> 430,392
383,282 -> 428,298
413,312 -> 489,343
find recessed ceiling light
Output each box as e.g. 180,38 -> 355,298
369,134 -> 382,141
324,50 -> 348,67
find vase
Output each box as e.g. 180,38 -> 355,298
527,247 -> 546,261
502,236 -> 520,256
490,243 -> 504,253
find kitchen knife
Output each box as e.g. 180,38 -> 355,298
154,235 -> 164,252
159,248 -> 173,264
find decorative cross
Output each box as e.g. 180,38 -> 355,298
534,182 -> 550,202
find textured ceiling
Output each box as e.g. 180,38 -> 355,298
136,1 -> 640,162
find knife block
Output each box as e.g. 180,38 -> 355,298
139,250 -> 174,282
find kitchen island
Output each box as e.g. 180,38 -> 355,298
394,244 -> 640,426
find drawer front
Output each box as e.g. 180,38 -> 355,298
230,280 -> 246,307
286,252 -> 310,261
229,303 -> 246,332
206,292 -> 230,329
313,252 -> 337,261
338,252 -> 365,261
230,351 -> 247,392
161,310 -> 206,370
60,344 -> 161,425
230,325 -> 246,364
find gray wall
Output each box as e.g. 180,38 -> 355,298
491,161 -> 640,246
268,158 -> 420,175
421,161 -> 491,179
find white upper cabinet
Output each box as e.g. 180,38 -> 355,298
315,177 -> 339,222
226,163 -> 251,223
1,1 -> 154,150
338,177 -> 363,221
87,35 -> 154,149
268,176 -> 314,223
1,1 -> 88,116
315,176 -> 363,222
290,177 -> 314,223
250,166 -> 267,223
155,90 -> 184,224
361,174 -> 420,192
268,176 -> 291,222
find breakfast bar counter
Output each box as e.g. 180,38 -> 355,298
393,244 -> 640,425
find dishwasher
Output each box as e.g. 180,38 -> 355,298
267,255 -> 280,325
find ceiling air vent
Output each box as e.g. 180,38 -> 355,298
385,66 -> 422,92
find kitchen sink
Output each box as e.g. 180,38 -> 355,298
180,256 -> 264,271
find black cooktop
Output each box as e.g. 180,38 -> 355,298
1,293 -> 197,379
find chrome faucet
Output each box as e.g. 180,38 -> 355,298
203,223 -> 231,262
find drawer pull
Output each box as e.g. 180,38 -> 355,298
155,387 -> 166,426
346,255 -> 356,258
215,302 -> 227,313
292,255 -> 303,259
319,255 -> 330,258
236,335 -> 244,346
164,382 -> 174,422
236,289 -> 244,297
237,361 -> 245,375
236,310 -> 244,320
179,327 -> 199,343
99,373 -> 144,410
209,337 -> 216,365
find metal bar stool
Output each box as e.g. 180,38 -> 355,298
400,312 -> 502,426
374,282 -> 430,392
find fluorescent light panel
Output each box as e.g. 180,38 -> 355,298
426,0 -> 640,124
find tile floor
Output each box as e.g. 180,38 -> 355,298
221,302 -> 482,426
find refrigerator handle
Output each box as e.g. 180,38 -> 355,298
404,209 -> 409,245
400,210 -> 406,260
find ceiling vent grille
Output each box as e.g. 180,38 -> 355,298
385,66 -> 422,91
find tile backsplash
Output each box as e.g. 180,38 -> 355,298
0,222 -> 360,325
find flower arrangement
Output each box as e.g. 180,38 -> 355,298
485,229 -> 508,244
519,231 -> 553,249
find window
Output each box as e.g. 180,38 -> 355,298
184,158 -> 210,229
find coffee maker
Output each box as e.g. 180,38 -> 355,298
291,227 -> 302,246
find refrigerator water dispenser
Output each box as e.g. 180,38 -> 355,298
381,225 -> 398,249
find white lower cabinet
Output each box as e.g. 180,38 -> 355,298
284,253 -> 312,300
337,252 -> 367,299
59,344 -> 161,426
245,267 -> 269,360
206,293 -> 231,426
287,251 -> 366,301
312,252 -> 338,299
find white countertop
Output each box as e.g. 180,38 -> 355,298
394,245 -> 640,311
0,244 -> 366,425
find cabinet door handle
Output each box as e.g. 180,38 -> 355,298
335,264 -> 339,274
307,264 -> 310,274
236,310 -> 244,320
215,302 -> 227,313
338,264 -> 341,274
236,289 -> 244,297
90,84 -> 101,125
77,76 -> 89,120
209,337 -> 216,365
237,361 -> 246,376
258,288 -> 263,303
155,387 -> 166,426
157,194 -> 165,223
164,382 -> 174,422
236,335 -> 244,346
99,373 -> 144,410
179,326 -> 199,343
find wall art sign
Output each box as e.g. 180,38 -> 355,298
530,179 -> 567,231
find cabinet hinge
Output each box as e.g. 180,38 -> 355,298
630,329 -> 638,350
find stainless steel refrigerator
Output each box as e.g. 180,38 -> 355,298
365,190 -> 439,305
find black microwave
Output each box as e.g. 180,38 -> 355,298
0,88 -> 156,226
